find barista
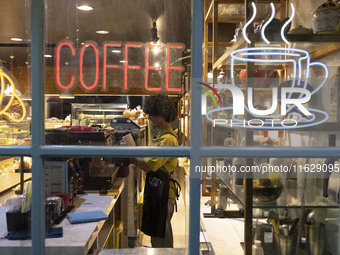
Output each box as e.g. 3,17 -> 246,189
121,93 -> 179,248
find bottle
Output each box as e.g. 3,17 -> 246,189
224,131 -> 237,187
223,131 -> 236,166
252,240 -> 264,255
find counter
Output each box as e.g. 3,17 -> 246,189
0,177 -> 125,255
100,248 -> 186,255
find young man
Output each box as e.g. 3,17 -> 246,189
121,93 -> 179,248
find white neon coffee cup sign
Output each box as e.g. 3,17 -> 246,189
205,2 -> 329,130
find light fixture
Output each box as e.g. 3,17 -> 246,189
153,47 -> 161,54
44,54 -> 53,58
151,21 -> 159,43
77,5 -> 93,11
59,90 -> 75,99
112,50 -> 121,53
10,37 -> 23,42
4,84 -> 14,96
96,30 -> 109,35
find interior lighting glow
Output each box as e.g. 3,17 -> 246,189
10,37 -> 23,42
96,30 -> 109,35
153,47 -> 161,54
77,5 -> 93,11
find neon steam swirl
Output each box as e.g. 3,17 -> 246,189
281,3 -> 295,45
243,2 -> 257,44
261,3 -> 275,45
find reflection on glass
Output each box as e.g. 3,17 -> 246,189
44,0 -> 190,147
202,157 -> 340,209
0,156 -> 32,248
0,0 -> 31,145
201,156 -> 340,255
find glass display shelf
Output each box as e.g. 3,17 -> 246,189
217,173 -> 340,210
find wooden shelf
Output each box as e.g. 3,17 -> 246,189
212,35 -> 340,71
0,172 -> 32,194
287,33 -> 340,42
205,0 -> 282,22
213,37 -> 246,70
98,220 -> 114,248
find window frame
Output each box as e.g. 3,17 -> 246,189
2,1 -> 340,255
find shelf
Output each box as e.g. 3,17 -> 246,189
287,33 -> 340,43
213,38 -> 246,70
0,172 -> 32,194
217,174 -> 340,209
98,220 -> 114,248
205,0 -> 281,22
15,168 -> 31,173
213,35 -> 340,71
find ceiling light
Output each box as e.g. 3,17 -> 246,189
120,60 -> 126,63
44,54 -> 53,58
96,30 -> 109,35
154,63 -> 160,67
77,5 -> 93,11
59,90 -> 75,99
112,50 -> 121,53
153,47 -> 161,54
10,37 -> 23,42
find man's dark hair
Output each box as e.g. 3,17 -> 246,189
144,94 -> 177,123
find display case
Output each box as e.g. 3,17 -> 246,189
0,120 -> 30,145
71,103 -> 128,126
203,0 -> 340,254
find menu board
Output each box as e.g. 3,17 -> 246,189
44,161 -> 68,196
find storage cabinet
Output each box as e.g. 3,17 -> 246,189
203,0 -> 340,254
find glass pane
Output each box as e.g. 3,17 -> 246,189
44,0 -> 191,147
0,156 -> 32,252
0,0 -> 31,146
40,156 -> 188,252
202,1 -> 340,148
201,156 -> 340,255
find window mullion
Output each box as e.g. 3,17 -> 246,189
30,0 -> 45,254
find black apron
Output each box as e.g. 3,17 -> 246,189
141,169 -> 169,237
141,131 -> 180,238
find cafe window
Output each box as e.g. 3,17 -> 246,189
1,0 -> 340,255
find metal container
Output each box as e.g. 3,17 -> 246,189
307,223 -> 326,255
274,229 -> 298,255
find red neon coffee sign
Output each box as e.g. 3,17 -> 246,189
55,40 -> 184,93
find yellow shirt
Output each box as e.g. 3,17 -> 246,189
144,128 -> 178,198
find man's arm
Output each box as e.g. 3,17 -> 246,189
131,157 -> 152,173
